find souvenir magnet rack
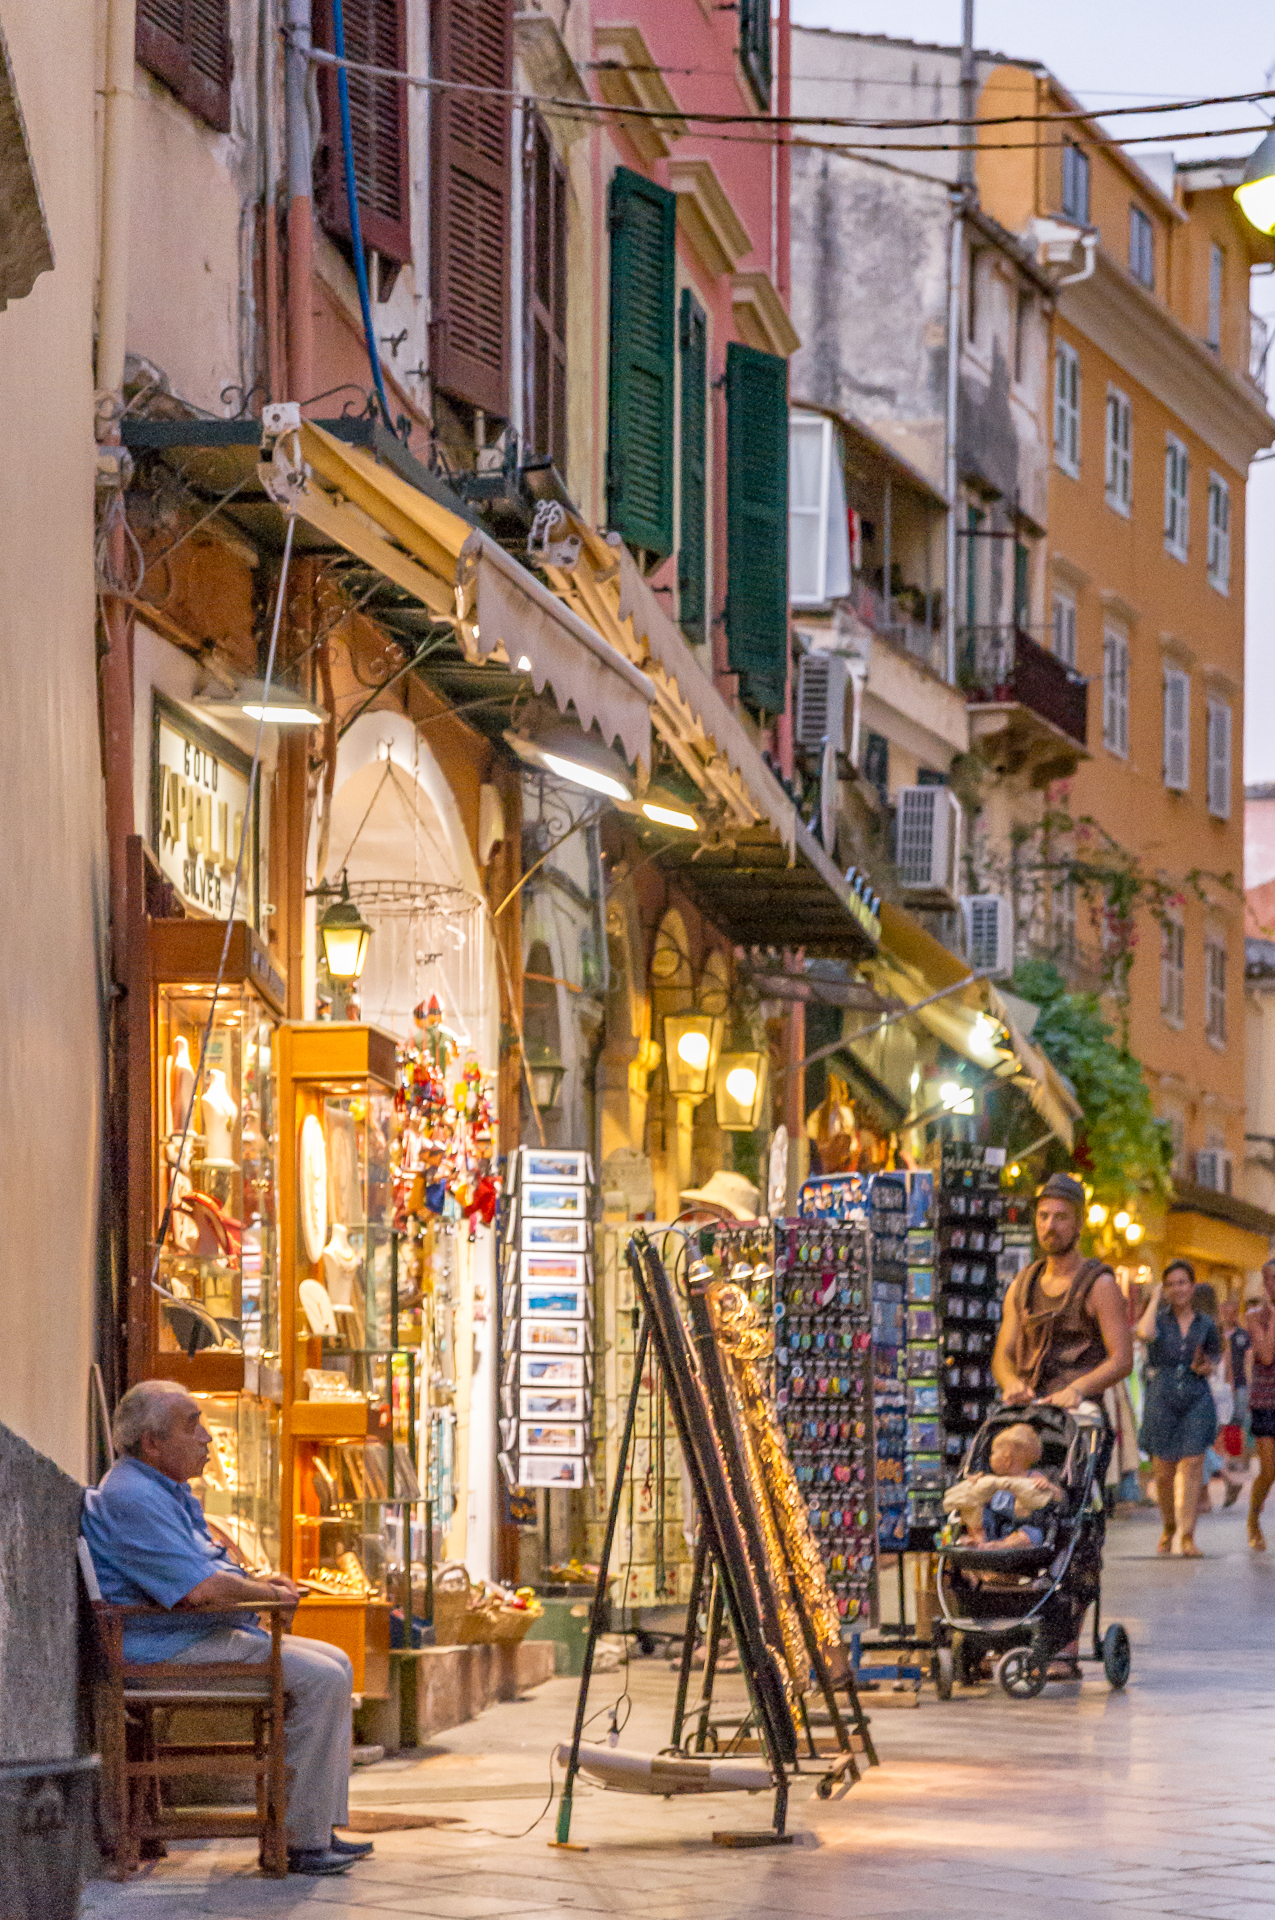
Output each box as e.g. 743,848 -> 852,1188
556,1233 -> 872,1848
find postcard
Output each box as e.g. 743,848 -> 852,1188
523,1149 -> 588,1185
518,1454 -> 585,1489
522,1251 -> 587,1287
522,1217 -> 589,1252
521,1317 -> 586,1352
522,1182 -> 586,1218
520,1388 -> 586,1420
520,1422 -> 584,1455
523,1283 -> 587,1320
519,1353 -> 585,1387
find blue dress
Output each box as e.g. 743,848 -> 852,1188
1138,1309 -> 1221,1461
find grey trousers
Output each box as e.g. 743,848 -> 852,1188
175,1629 -> 353,1849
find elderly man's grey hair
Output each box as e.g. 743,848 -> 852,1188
112,1379 -> 195,1456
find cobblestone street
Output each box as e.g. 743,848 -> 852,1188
84,1499 -> 1275,1920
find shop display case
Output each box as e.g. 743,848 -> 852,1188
279,1023 -> 423,1694
132,916 -> 287,1568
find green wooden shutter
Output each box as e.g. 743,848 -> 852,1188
607,167 -> 675,558
678,290 -> 708,644
726,341 -> 789,714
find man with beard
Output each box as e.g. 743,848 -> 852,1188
993,1172 -> 1133,1417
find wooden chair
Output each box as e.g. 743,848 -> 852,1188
78,1541 -> 289,1879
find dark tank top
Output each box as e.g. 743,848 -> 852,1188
1250,1306 -> 1275,1411
1004,1258 -> 1112,1398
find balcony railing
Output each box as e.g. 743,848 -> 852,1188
960,624 -> 1088,748
846,576 -> 944,678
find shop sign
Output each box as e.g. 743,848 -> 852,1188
152,696 -> 259,923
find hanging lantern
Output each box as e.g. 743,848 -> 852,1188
714,1050 -> 769,1131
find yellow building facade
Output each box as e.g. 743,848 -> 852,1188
979,68 -> 1275,1291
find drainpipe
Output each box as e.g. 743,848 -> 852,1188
97,0 -> 138,947
775,0 -> 794,777
945,0 -> 976,685
285,0 -> 315,401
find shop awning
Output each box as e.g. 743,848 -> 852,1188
1164,1182 -> 1275,1275
867,903 -> 1082,1150
118,415 -> 654,767
531,514 -> 880,961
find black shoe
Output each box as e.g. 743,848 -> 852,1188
331,1829 -> 375,1858
286,1848 -> 355,1876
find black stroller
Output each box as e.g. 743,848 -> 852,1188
929,1403 -> 1131,1701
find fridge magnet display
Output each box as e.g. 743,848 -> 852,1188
521,1182 -> 587,1218
523,1150 -> 589,1185
523,1283 -> 587,1320
522,1218 -> 589,1252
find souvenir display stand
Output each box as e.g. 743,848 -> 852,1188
278,1022 -> 422,1695
135,915 -> 287,1576
556,1234 -> 875,1850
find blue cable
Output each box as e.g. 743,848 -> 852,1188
330,0 -> 395,430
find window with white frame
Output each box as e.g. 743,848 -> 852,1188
1206,696 -> 1232,818
1105,387 -> 1132,513
1160,916 -> 1185,1025
1051,590 -> 1077,666
1205,935 -> 1227,1046
1164,435 -> 1189,560
1054,341 -> 1080,476
1207,472 -> 1231,592
1062,141 -> 1090,223
1129,205 -> 1155,288
1162,666 -> 1190,790
1103,628 -> 1129,757
788,410 -> 851,607
1208,244 -> 1224,350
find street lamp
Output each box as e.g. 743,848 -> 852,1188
662,1011 -> 723,1191
526,1040 -> 566,1115
1236,127 -> 1275,236
714,1050 -> 769,1132
318,874 -> 372,1019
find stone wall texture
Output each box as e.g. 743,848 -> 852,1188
0,1420 -> 86,1761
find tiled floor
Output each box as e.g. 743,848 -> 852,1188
83,1496 -> 1275,1919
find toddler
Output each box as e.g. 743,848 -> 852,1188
942,1423 -> 1061,1549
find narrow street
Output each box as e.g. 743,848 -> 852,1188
85,1497 -> 1275,1920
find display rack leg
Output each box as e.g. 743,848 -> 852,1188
692,1567 -> 726,1753
670,1528 -> 709,1752
554,1314 -> 651,1848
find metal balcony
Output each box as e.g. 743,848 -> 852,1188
961,625 -> 1088,748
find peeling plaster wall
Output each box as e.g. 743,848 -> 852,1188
0,1424 -> 86,1761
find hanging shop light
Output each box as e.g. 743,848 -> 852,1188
662,1012 -> 724,1100
616,782 -> 702,833
526,1040 -> 567,1115
1124,1220 -> 1144,1245
199,676 -> 328,726
1236,127 -> 1275,235
1113,1209 -> 1131,1233
318,874 -> 373,1019
1088,1202 -> 1109,1228
503,726 -> 633,803
714,1050 -> 769,1131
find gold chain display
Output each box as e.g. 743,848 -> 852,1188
707,1280 -> 844,1663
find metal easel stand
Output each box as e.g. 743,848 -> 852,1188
555,1313 -> 792,1848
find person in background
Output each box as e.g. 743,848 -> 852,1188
1244,1259 -> 1275,1550
1221,1293 -> 1252,1466
1136,1262 -> 1221,1557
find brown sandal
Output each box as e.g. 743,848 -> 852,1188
1157,1530 -> 1173,1555
1249,1524 -> 1267,1551
1177,1536 -> 1202,1558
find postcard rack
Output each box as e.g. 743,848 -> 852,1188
499,1147 -> 596,1496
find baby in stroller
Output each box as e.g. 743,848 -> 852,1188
941,1422 -> 1063,1549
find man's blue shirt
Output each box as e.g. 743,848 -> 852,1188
82,1456 -> 267,1662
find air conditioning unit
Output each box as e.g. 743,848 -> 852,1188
1195,1148 -> 1233,1195
895,785 -> 962,901
961,894 -> 1014,977
795,652 -> 847,756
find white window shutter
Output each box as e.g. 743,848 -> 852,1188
1163,669 -> 1189,790
795,652 -> 846,755
961,894 -> 1013,976
1207,700 -> 1232,818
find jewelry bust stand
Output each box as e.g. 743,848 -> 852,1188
322,1221 -> 362,1343
201,1068 -> 240,1168
168,1035 -> 196,1140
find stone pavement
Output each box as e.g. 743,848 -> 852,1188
83,1496 -> 1275,1920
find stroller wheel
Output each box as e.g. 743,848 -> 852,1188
996,1647 -> 1046,1700
931,1646 -> 954,1700
1102,1623 -> 1131,1689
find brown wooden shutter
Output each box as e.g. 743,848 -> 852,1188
136,0 -> 232,133
524,115 -> 567,471
314,0 -> 412,265
430,0 -> 513,417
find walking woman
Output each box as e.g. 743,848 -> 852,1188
1245,1260 -> 1275,1549
1136,1260 -> 1221,1557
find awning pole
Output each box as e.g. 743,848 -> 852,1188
781,970 -> 984,1078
